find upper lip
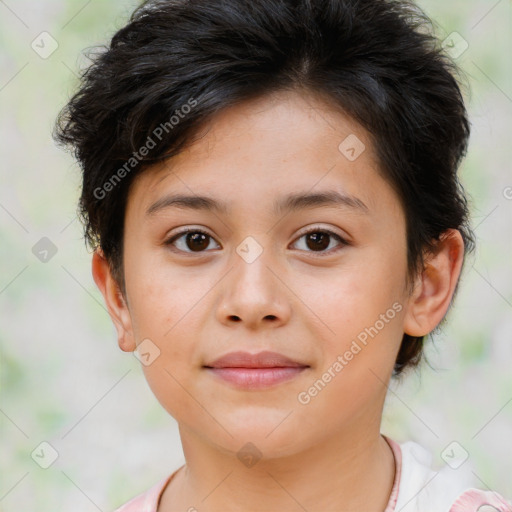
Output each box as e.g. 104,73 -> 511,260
204,350 -> 309,369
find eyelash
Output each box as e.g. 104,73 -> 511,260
164,226 -> 349,256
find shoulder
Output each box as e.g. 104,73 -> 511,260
113,473 -> 175,512
387,437 -> 512,512
450,489 -> 512,512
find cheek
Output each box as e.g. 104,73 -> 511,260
125,249 -> 200,336
126,265 -> 206,418
297,256 -> 402,331
295,251 -> 406,371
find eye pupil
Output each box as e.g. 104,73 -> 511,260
187,232 -> 209,251
306,232 -> 330,251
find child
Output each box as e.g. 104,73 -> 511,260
54,0 -> 512,510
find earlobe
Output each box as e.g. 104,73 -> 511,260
403,229 -> 465,337
91,249 -> 136,352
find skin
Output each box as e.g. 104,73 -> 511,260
92,89 -> 464,511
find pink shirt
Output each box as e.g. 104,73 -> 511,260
114,436 -> 512,511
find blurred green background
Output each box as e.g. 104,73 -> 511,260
1,0 -> 511,510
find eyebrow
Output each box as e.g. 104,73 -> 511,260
145,190 -> 369,217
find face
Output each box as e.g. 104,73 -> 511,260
99,90 -> 417,457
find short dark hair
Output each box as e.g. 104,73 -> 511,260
54,0 -> 475,376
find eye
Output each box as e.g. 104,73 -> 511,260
165,228 -> 221,254
291,227 -> 348,255
164,226 -> 348,255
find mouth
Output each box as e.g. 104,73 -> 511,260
203,350 -> 310,390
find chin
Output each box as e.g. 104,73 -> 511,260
211,409 -> 311,455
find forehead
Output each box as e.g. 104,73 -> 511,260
127,89 -> 401,223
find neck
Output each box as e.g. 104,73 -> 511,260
159,425 -> 395,512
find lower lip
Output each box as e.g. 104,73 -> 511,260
205,367 -> 308,389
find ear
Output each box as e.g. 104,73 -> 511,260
91,248 -> 136,352
403,229 -> 465,337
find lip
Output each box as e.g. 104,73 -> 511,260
204,350 -> 308,368
203,351 -> 309,390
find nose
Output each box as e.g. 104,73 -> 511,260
215,241 -> 292,331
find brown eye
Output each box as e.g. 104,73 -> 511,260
166,229 -> 220,253
292,228 -> 347,254
305,232 -> 330,251
184,232 -> 210,251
